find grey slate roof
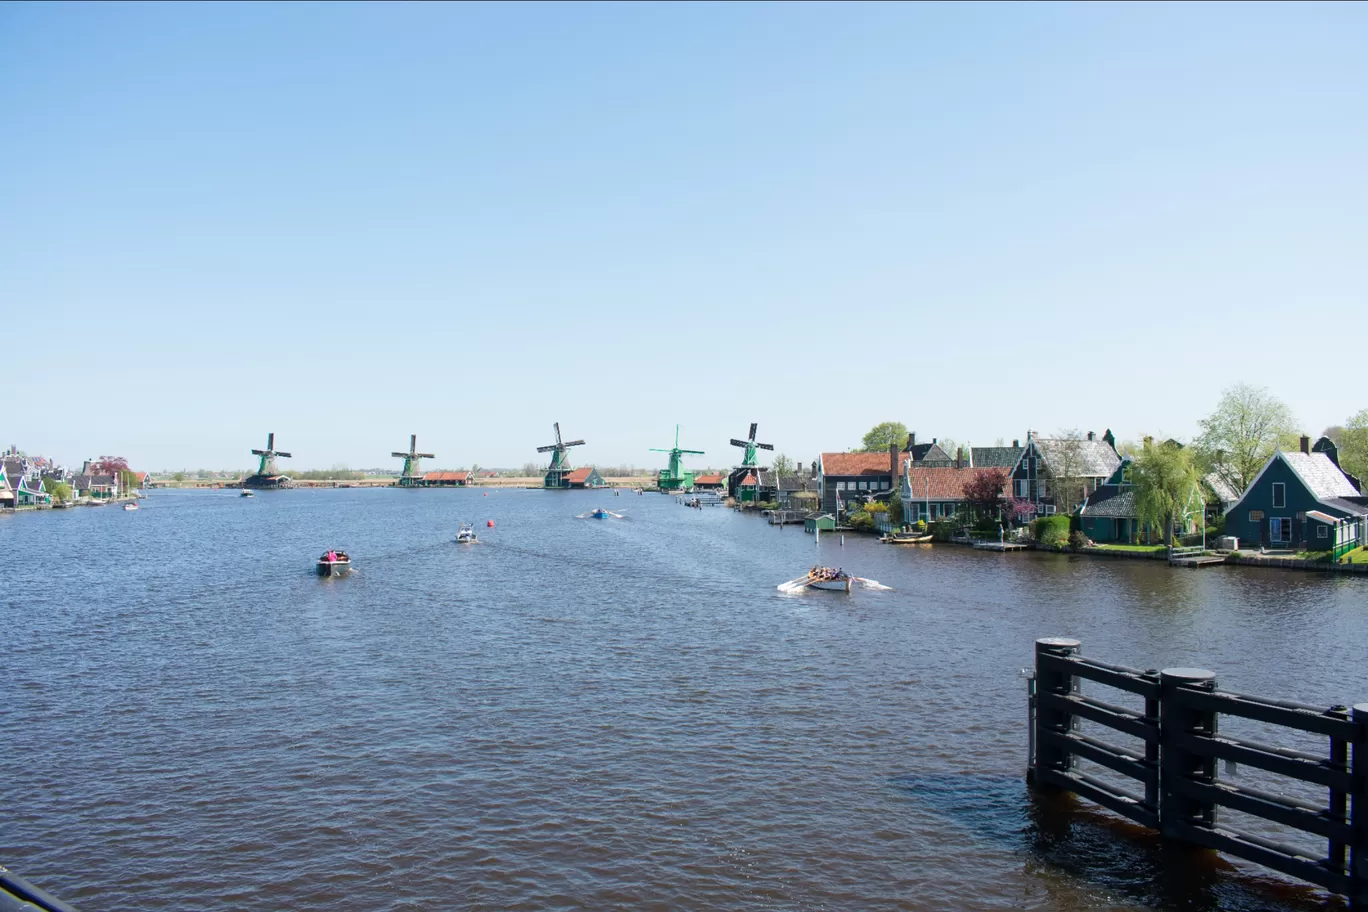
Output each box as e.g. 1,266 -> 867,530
1035,437 -> 1122,479
3,458 -> 23,481
1081,489 -> 1136,518
1321,496 -> 1368,517
906,443 -> 953,464
1281,452 -> 1359,501
757,470 -> 805,492
970,446 -> 1022,469
1204,473 -> 1239,506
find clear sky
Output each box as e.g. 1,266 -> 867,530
3,1 -> 1365,472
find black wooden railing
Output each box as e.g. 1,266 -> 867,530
1027,637 -> 1367,905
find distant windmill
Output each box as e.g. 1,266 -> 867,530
537,422 -> 586,489
244,432 -> 294,489
652,425 -> 705,492
730,422 -> 774,468
392,434 -> 435,487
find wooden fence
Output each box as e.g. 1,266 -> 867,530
1027,637 -> 1367,904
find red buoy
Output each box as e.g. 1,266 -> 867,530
487,520 -> 494,527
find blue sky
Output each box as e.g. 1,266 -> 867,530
3,2 -> 1365,472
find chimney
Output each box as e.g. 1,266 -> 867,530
889,441 -> 899,476
1087,431 -> 1095,442
956,447 -> 963,469
909,432 -> 917,448
1300,435 -> 1310,455
1012,439 -> 1020,448
797,462 -> 803,475
932,438 -> 938,445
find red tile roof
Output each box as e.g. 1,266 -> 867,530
821,452 -> 897,476
694,473 -> 724,485
740,472 -> 757,486
904,466 -> 1011,501
424,471 -> 471,482
566,467 -> 594,483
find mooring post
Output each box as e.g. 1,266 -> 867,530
1033,637 -> 1081,787
1351,703 -> 1367,909
1160,667 -> 1219,841
1143,669 -> 1161,813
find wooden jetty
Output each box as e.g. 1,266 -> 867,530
973,541 -> 1028,551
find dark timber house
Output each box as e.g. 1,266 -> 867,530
1224,436 -> 1368,553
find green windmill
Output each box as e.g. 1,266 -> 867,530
728,422 -> 773,501
243,431 -> 293,489
537,422 -> 586,489
392,434 -> 435,488
651,425 -> 704,492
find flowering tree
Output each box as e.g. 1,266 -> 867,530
963,468 -> 1010,520
1004,497 -> 1035,525
93,456 -> 130,476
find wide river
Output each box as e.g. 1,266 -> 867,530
2,489 -> 1365,911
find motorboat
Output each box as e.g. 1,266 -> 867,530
123,502 -> 139,511
317,550 -> 352,576
880,533 -> 932,544
456,524 -> 478,543
240,490 -> 255,498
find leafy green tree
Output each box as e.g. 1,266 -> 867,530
771,453 -> 795,478
1132,439 -> 1201,548
1338,409 -> 1368,482
42,477 -> 73,504
172,472 -> 187,482
1195,383 -> 1297,494
859,421 -> 908,453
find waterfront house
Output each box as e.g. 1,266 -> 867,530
1078,457 -> 1147,543
72,473 -> 118,500
1225,436 -> 1368,552
756,468 -> 810,506
422,471 -> 471,487
901,461 -> 1012,524
1010,430 -> 1121,515
693,473 -> 726,492
968,442 -> 1025,470
735,471 -> 758,502
904,433 -> 954,467
817,445 -> 900,516
565,466 -> 607,489
0,462 -> 12,509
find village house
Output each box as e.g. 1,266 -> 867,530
1078,457 -> 1145,543
692,473 -> 726,492
901,458 -> 1012,524
422,471 -> 471,487
1225,436 -> 1368,553
1011,430 -> 1121,515
72,473 -> 118,500
564,466 -> 607,489
817,445 -> 901,516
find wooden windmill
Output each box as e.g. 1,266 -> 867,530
651,425 -> 705,492
392,434 -> 435,487
537,422 -> 585,489
728,421 -> 773,500
245,432 -> 293,488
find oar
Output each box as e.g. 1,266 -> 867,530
777,573 -> 814,590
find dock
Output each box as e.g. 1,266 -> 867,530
973,541 -> 1029,551
1169,553 -> 1227,567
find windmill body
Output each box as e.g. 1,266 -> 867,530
537,423 -> 586,489
242,432 -> 295,489
651,425 -> 705,492
392,434 -> 436,487
727,421 -> 773,501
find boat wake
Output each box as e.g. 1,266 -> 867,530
855,578 -> 892,590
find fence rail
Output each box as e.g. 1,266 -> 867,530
1027,637 -> 1367,905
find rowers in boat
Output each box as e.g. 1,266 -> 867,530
317,549 -> 352,576
456,523 -> 478,543
805,566 -> 852,592
577,507 -> 624,519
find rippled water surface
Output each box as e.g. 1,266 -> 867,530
3,489 -> 1365,911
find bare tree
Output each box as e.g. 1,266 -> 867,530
1195,383 -> 1298,493
1040,429 -> 1088,514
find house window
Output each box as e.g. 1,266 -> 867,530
1318,525 -> 1328,539
930,504 -> 940,519
858,481 -> 868,490
1015,479 -> 1028,497
836,481 -> 845,491
944,503 -> 955,516
1270,517 -> 1291,542
1272,482 -> 1285,509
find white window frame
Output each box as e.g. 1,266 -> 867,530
858,481 -> 868,490
1318,525 -> 1328,539
1272,482 -> 1286,509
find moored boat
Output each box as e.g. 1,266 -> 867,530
880,533 -> 932,544
317,550 -> 352,576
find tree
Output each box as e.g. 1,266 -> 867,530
771,453 -> 795,478
859,421 -> 908,453
118,468 -> 140,494
1338,409 -> 1368,482
41,477 -> 73,504
93,456 -> 129,476
1195,383 -> 1297,494
172,471 -> 186,482
963,468 -> 1009,520
1132,439 -> 1201,548
1042,429 -> 1089,514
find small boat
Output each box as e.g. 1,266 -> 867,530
123,502 -> 139,511
591,507 -> 609,519
880,533 -> 932,544
317,550 -> 352,576
456,524 -> 478,543
805,567 -> 852,592
240,490 -> 255,498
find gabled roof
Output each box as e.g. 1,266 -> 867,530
821,452 -> 895,476
1280,451 -> 1360,500
1320,496 -> 1368,518
740,472 -> 757,486
906,442 -> 952,464
903,466 -> 1011,502
1033,437 -> 1122,478
135,472 -> 149,484
969,446 -> 1023,469
424,471 -> 471,482
3,458 -> 23,481
693,473 -> 725,485
1304,510 -> 1340,524
566,467 -> 595,483
1081,488 -> 1137,519
756,470 -> 802,492
1204,472 -> 1239,506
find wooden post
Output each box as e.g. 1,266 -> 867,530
1330,705 -> 1352,880
1352,703 -> 1367,909
1144,670 -> 1161,812
1160,667 -> 1219,841
1033,637 -> 1081,786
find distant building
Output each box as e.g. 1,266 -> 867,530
422,471 -> 471,487
565,466 -> 607,489
693,473 -> 726,491
818,445 -> 900,516
1011,430 -> 1121,514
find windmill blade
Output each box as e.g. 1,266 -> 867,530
748,422 -> 758,442
266,433 -> 275,449
757,443 -> 775,451
276,451 -> 292,458
251,449 -> 267,456
730,439 -> 750,448
562,439 -> 586,448
391,452 -> 409,458
648,448 -> 671,453
417,453 -> 435,459
553,422 -> 563,447
409,434 -> 417,450
681,449 -> 706,455
536,445 -> 558,453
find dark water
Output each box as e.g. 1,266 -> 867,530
2,489 -> 1365,911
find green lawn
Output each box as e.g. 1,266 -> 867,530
1337,546 -> 1368,564
1091,543 -> 1167,554
1292,550 -> 1332,562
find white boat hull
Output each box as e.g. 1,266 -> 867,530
808,578 -> 852,592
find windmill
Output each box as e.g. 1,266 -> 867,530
651,425 -> 705,492
244,432 -> 294,489
728,422 -> 773,500
537,422 -> 586,488
392,434 -> 435,487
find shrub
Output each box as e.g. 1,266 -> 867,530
848,511 -> 875,532
914,519 -> 927,533
1068,530 -> 1089,550
866,501 -> 889,514
1032,515 -> 1071,546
